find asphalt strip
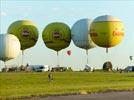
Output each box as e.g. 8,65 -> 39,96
22,91 -> 134,100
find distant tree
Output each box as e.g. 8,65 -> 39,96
103,61 -> 113,71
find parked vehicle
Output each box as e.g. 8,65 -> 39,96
26,65 -> 49,72
51,67 -> 67,72
124,66 -> 134,72
83,64 -> 94,72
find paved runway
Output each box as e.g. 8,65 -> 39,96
23,91 -> 134,100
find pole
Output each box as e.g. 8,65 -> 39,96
106,48 -> 108,53
4,61 -> 7,72
57,51 -> 60,67
106,48 -> 109,62
86,49 -> 88,64
4,61 -> 6,68
130,56 -> 133,66
22,50 -> 24,66
105,48 -> 111,71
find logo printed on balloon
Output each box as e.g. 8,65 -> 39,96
22,28 -> 30,37
90,29 -> 98,37
90,32 -> 98,37
113,30 -> 124,36
53,30 -> 61,39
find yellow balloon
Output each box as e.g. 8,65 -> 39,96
90,15 -> 124,48
7,20 -> 39,50
42,22 -> 71,52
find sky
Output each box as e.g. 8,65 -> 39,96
0,0 -> 134,70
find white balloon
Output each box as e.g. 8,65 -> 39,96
71,18 -> 96,50
0,34 -> 21,62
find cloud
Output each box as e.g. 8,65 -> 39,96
0,11 -> 7,16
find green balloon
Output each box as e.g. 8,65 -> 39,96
42,22 -> 71,51
7,20 -> 39,50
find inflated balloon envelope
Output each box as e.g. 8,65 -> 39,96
7,20 -> 39,50
42,22 -> 71,67
90,15 -> 124,52
7,20 -> 39,66
71,18 -> 96,50
42,22 -> 71,52
0,34 -> 21,62
71,18 -> 96,64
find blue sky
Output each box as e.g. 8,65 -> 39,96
0,0 -> 134,70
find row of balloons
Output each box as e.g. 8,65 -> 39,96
0,15 -> 125,67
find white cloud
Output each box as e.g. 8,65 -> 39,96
0,11 -> 7,16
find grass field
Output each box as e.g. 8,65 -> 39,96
0,72 -> 134,99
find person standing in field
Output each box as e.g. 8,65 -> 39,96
48,72 -> 53,82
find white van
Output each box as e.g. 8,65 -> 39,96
26,65 -> 49,72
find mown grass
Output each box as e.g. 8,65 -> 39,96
0,72 -> 134,99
